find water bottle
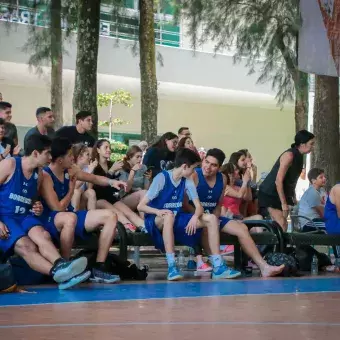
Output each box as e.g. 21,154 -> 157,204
311,255 -> 319,275
187,248 -> 196,270
178,249 -> 186,270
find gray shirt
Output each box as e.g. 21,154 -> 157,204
118,164 -> 149,192
298,186 -> 325,226
24,126 -> 56,149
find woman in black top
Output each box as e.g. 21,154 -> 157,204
142,132 -> 178,178
91,139 -> 146,233
258,130 -> 315,231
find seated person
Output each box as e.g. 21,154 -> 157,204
91,139 -> 146,233
118,145 -> 151,212
0,135 -> 89,290
71,143 -> 97,211
298,168 -> 327,232
0,118 -> 11,160
183,148 -> 284,278
39,137 -> 126,284
137,148 -> 242,281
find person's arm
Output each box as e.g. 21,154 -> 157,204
137,173 -> 168,215
182,172 -> 198,214
213,174 -> 226,218
74,166 -> 127,191
275,151 -> 294,213
185,179 -> 204,218
224,182 -> 248,199
331,186 -> 340,218
0,158 -> 14,184
244,186 -> 253,201
40,171 -> 76,211
314,206 -> 324,218
308,189 -> 325,218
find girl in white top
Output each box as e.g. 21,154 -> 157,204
71,143 -> 98,211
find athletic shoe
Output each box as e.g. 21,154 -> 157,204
197,262 -> 213,272
58,270 -> 91,290
125,223 -> 137,233
89,268 -> 121,284
212,264 -> 242,280
52,257 -> 88,283
220,245 -> 234,255
167,265 -> 184,281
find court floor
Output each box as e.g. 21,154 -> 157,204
1,276 -> 340,340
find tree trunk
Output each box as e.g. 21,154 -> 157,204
312,75 -> 340,191
50,0 -> 63,129
72,0 -> 101,138
294,70 -> 309,132
139,0 -> 158,144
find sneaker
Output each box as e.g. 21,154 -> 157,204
212,264 -> 242,280
89,268 -> 121,284
58,270 -> 91,290
52,257 -> 88,283
125,223 -> 137,233
167,265 -> 184,281
220,245 -> 234,255
197,262 -> 213,272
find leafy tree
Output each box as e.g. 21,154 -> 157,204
175,0 -> 308,132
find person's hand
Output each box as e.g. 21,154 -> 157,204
88,159 -> 98,172
185,215 -> 198,235
156,210 -> 173,217
110,160 -> 124,173
282,203 -> 289,218
32,201 -> 43,216
243,169 -> 251,182
110,180 -> 127,191
0,221 -> 10,240
13,145 -> 21,156
131,163 -> 143,172
144,169 -> 152,180
69,173 -> 77,191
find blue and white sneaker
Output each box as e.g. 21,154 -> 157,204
89,268 -> 121,284
167,265 -> 184,281
52,257 -> 88,283
212,264 -> 242,280
58,270 -> 91,290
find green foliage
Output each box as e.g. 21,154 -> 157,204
175,0 -> 301,106
109,139 -> 128,162
97,89 -> 133,108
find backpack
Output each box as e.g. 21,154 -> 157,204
0,263 -> 17,293
264,252 -> 301,277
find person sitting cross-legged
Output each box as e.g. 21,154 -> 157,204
137,148 -> 241,281
0,135 -> 89,290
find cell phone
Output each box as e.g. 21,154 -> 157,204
147,166 -> 154,171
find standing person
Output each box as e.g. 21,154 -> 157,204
24,107 -> 56,149
56,111 -> 95,149
258,130 -> 315,231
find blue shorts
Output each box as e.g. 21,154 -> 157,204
0,215 -> 43,257
219,216 -> 232,230
144,212 -> 202,252
40,210 -> 89,243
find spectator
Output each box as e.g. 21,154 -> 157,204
143,132 -> 178,179
177,136 -> 196,152
298,168 -> 327,231
178,127 -> 191,140
0,92 -> 2,101
0,101 -> 12,122
258,130 -> 315,231
0,118 -> 11,160
56,111 -> 95,148
24,107 -> 56,150
138,140 -> 148,161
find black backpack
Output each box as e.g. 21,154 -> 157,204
264,252 -> 301,277
0,263 -> 17,293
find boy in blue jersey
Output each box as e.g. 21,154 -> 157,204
184,148 -> 285,277
137,148 -> 241,281
0,135 -> 89,289
40,137 -> 127,284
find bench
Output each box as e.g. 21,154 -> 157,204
117,220 -> 283,270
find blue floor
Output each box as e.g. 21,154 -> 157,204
1,277 -> 340,307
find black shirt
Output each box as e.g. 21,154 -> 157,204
56,126 -> 95,147
259,147 -> 303,204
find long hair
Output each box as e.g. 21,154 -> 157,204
92,139 -> 110,162
229,152 -> 244,172
220,163 -> 235,186
151,132 -> 178,149
122,145 -> 142,171
177,136 -> 193,149
72,143 -> 88,164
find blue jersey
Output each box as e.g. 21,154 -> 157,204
191,168 -> 223,213
0,157 -> 39,217
42,167 -> 73,215
147,171 -> 186,216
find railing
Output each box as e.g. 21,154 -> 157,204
0,2 -> 181,48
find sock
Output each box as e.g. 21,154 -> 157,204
209,255 -> 223,268
166,253 -> 176,267
95,262 -> 106,271
196,259 -> 204,267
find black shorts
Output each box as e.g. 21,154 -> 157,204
258,190 -> 282,211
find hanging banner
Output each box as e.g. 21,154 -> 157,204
299,0 -> 340,76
